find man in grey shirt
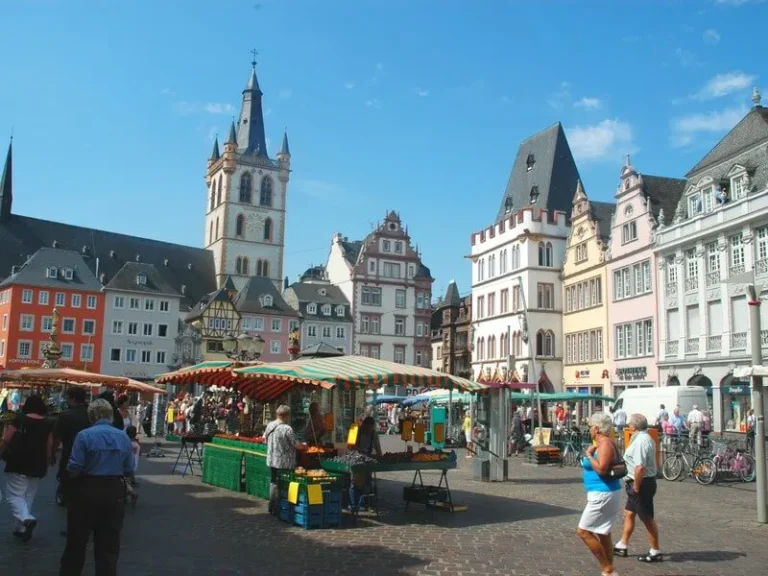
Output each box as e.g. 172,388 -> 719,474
614,414 -> 663,564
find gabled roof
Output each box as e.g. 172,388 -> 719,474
641,175 -> 687,226
590,201 -> 617,242
339,240 -> 363,266
234,276 -> 298,317
103,261 -> 181,297
298,342 -> 345,358
286,281 -> 350,305
687,105 -> 768,177
0,214 -> 216,309
438,281 -> 462,308
0,247 -> 102,291
185,284 -> 237,323
496,123 -> 581,222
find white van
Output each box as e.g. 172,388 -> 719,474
613,386 -> 709,424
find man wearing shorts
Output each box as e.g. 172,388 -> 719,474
462,411 -> 473,458
614,413 -> 662,563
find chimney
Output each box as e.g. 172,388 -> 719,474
11,265 -> 21,275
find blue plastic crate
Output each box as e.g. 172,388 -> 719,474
325,491 -> 342,505
294,502 -> 323,516
294,511 -> 323,529
324,510 -> 342,528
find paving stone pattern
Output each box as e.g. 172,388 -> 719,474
0,438 -> 766,576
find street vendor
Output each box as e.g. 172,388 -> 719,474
303,402 -> 326,445
265,405 -> 299,516
350,416 -> 382,509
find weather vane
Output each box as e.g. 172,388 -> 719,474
251,48 -> 259,69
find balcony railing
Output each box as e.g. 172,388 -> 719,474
705,271 -> 720,287
685,277 -> 698,292
731,332 -> 748,350
755,258 -> 768,277
665,340 -> 679,356
665,282 -> 678,296
707,335 -> 722,354
685,338 -> 699,354
730,264 -> 746,276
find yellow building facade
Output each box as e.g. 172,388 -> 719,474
562,182 -> 615,406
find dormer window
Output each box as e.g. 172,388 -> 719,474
732,174 -> 748,200
336,305 -> 345,317
62,268 -> 74,280
321,304 -> 332,315
262,294 -> 274,307
530,186 -> 540,204
504,195 -> 513,214
307,303 -> 317,314
526,153 -> 535,171
318,288 -> 327,297
136,274 -> 147,286
46,266 -> 58,279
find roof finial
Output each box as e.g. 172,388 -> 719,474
625,153 -> 631,166
251,48 -> 258,70
753,87 -> 761,107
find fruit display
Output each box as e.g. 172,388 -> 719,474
326,451 -> 378,467
377,450 -> 451,463
411,452 -> 448,463
215,433 -> 264,444
306,446 -> 332,454
377,452 -> 413,464
306,469 -> 328,478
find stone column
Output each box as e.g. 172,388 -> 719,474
657,256 -> 667,362
712,382 -> 723,433
697,242 -> 707,359
676,249 -> 686,360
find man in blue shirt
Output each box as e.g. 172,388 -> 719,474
59,398 -> 134,576
670,408 -> 686,434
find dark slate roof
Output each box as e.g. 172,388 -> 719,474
280,131 -> 290,156
414,262 -> 433,281
641,175 -> 687,226
590,201 -> 617,242
339,240 -> 363,266
234,276 -> 298,317
210,138 -> 220,162
236,67 -> 269,158
286,282 -> 349,306
103,262 -> 181,297
185,284 -> 235,323
438,281 -> 462,308
0,247 -> 102,291
687,106 -> 768,177
300,265 -> 326,282
430,309 -> 442,333
496,123 -> 582,222
0,141 -> 11,223
298,342 -> 345,358
0,214 -> 216,309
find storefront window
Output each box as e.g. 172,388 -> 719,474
723,381 -> 751,431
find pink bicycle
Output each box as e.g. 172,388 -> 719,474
707,440 -> 755,484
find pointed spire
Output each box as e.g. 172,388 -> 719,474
279,130 -> 290,156
572,179 -> 587,204
210,137 -> 220,161
625,154 -> 631,167
226,121 -> 237,144
0,138 -> 12,223
236,54 -> 269,157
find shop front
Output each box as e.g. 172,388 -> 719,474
611,363 -> 656,397
564,366 -> 611,419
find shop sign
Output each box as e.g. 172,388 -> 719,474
8,358 -> 43,365
127,339 -> 154,347
616,367 -> 647,381
574,369 -> 590,379
405,386 -> 428,396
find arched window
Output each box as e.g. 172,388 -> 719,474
538,242 -> 545,266
209,221 -> 213,244
235,257 -> 243,274
260,177 -> 273,206
235,214 -> 245,237
242,257 -> 249,276
239,173 -> 252,203
263,218 -> 272,241
256,260 -> 263,276
209,184 -> 215,211
262,260 -> 269,277
545,331 -> 554,357
536,330 -> 544,356
215,217 -> 219,239
488,336 -> 495,359
216,177 -> 222,206
545,242 -> 553,267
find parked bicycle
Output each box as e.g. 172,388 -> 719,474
661,446 -> 716,485
559,428 -> 586,467
709,440 -> 755,484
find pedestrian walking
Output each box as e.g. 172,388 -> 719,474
0,394 -> 54,542
614,413 -> 663,564
576,413 -> 623,576
50,387 -> 91,511
653,404 -> 668,429
141,401 -> 153,438
687,404 -> 704,448
59,398 -> 134,576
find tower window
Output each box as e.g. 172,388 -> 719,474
242,257 -> 249,276
236,214 -> 245,237
209,183 -> 215,211
235,257 -> 242,274
216,178 -> 222,206
215,217 -> 219,239
260,177 -> 273,206
526,153 -> 535,171
530,186 -> 540,204
239,173 -> 252,203
504,196 -> 513,214
263,218 -> 272,241
209,221 -> 213,244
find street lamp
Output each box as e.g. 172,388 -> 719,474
222,332 -> 265,361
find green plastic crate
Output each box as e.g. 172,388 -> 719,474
202,446 -> 244,492
244,452 -> 271,499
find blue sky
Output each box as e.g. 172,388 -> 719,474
1,0 -> 765,300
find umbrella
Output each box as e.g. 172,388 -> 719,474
234,355 -> 487,399
0,368 -> 129,388
125,379 -> 168,395
155,360 -> 260,387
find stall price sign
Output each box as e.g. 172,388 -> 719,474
405,386 -> 427,396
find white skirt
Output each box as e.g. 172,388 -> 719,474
578,490 -> 622,535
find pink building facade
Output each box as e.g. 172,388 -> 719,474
606,160 -> 686,396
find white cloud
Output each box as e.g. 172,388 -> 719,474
371,63 -> 384,85
675,48 -> 703,68
344,81 -> 356,89
703,29 -> 721,44
574,97 -> 601,110
547,81 -> 571,110
696,71 -> 756,99
376,62 -> 383,71
175,101 -> 235,115
278,89 -> 293,100
204,102 -> 236,115
567,119 -> 635,162
294,179 -> 368,206
161,88 -> 175,96
365,99 -> 382,109
670,106 -> 747,147
498,95 -> 511,104
414,88 -> 430,97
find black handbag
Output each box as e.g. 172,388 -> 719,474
599,441 -> 628,480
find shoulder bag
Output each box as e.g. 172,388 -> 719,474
599,440 -> 627,480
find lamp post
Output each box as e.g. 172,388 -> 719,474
222,332 -> 265,362
746,283 -> 767,524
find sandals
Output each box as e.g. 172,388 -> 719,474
637,552 -> 663,563
613,546 -> 628,558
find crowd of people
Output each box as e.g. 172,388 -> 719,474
164,392 -> 244,436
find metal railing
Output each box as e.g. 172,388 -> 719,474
666,340 -> 679,356
731,332 -> 748,350
707,335 -> 722,354
685,277 -> 699,292
685,338 -> 699,354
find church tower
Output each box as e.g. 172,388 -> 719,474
204,56 -> 291,291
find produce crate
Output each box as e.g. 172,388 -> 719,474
526,445 -> 561,466
212,437 -> 267,454
403,485 -> 447,505
278,486 -> 343,529
244,453 -> 271,499
202,445 -> 244,492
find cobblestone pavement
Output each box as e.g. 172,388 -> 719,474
1,438 -> 767,576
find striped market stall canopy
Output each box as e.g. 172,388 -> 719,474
155,360 -> 261,388
0,368 -> 131,388
234,355 -> 487,400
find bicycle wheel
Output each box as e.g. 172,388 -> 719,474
559,445 -> 569,467
739,454 -> 756,483
693,457 -> 717,485
662,454 -> 683,481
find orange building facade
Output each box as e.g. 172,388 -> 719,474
0,249 -> 106,370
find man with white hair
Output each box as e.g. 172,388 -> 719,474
614,413 -> 661,564
687,404 -> 704,447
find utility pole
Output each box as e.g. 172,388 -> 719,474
746,283 -> 767,524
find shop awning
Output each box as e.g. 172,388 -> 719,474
154,360 -> 261,387
233,355 -> 488,396
125,379 -> 168,395
0,368 -> 130,388
716,373 -> 752,395
369,394 -> 407,405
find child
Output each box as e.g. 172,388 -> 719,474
126,426 -> 141,486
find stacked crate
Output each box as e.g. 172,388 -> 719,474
277,474 -> 344,530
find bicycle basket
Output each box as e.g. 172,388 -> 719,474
711,440 -> 729,456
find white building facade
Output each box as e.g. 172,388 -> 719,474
325,211 -> 433,366
655,91 -> 768,432
101,263 -> 181,380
